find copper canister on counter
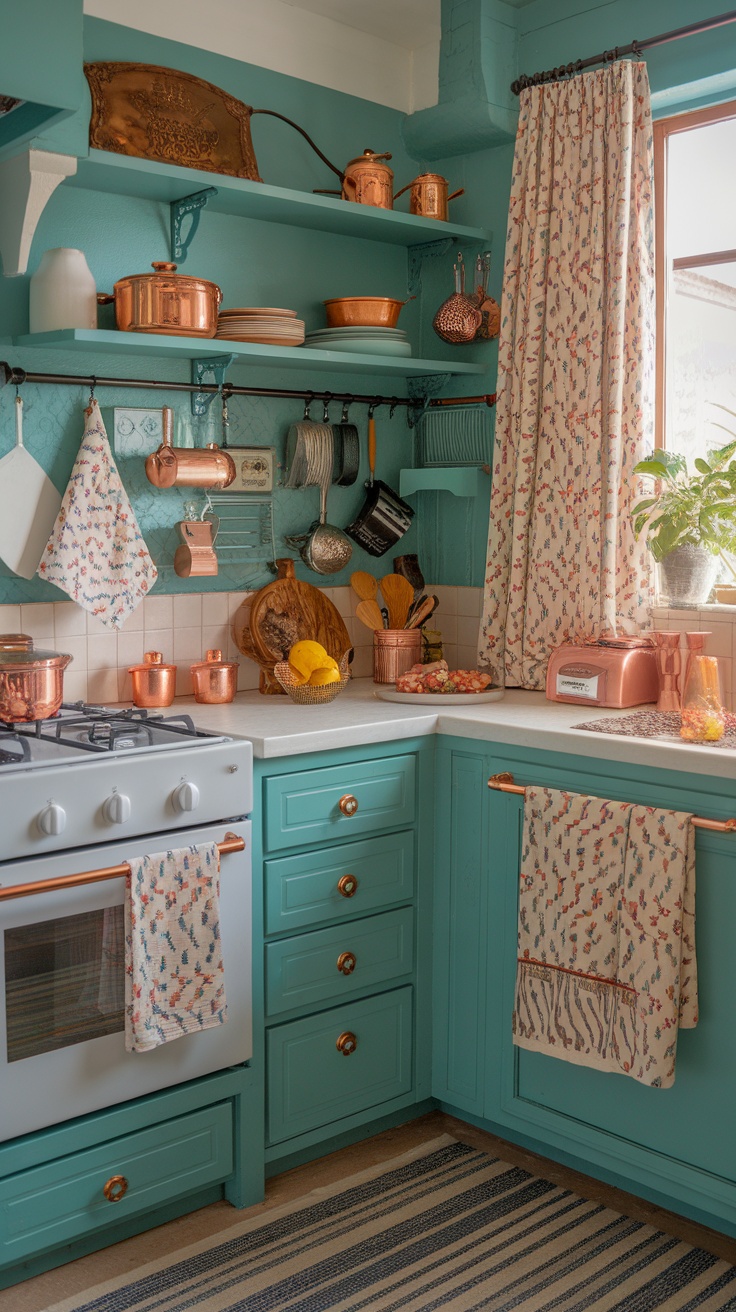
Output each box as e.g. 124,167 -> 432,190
128,651 -> 177,707
373,629 -> 422,683
190,649 -> 238,704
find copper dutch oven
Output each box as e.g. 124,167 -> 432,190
0,635 -> 72,723
98,262 -> 222,337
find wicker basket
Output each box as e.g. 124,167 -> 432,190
273,653 -> 351,704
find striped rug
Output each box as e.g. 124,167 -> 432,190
47,1136 -> 736,1312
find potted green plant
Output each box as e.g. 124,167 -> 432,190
632,440 -> 736,606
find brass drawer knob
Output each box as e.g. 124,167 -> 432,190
336,1030 -> 357,1055
338,793 -> 359,817
337,951 -> 356,975
337,874 -> 358,898
103,1174 -> 128,1202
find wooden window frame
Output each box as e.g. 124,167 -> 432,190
653,99 -> 736,449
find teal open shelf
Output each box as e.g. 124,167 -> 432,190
13,329 -> 487,379
399,467 -> 490,497
66,150 -> 493,249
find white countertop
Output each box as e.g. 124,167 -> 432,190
166,681 -> 736,784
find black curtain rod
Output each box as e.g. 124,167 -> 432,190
511,7 -> 736,94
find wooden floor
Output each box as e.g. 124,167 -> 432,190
5,1111 -> 736,1312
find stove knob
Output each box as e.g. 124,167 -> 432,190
37,802 -> 67,836
103,792 -> 132,825
172,781 -> 201,813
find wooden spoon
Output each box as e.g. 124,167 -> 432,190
406,594 -> 439,629
355,598 -> 385,631
380,573 -> 415,629
350,571 -> 378,603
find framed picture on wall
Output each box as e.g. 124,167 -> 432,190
221,446 -> 276,493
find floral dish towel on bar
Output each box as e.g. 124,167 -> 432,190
513,788 -> 697,1087
125,842 -> 227,1053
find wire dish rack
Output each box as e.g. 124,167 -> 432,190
151,493 -> 276,581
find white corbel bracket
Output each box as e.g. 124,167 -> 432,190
0,150 -> 77,277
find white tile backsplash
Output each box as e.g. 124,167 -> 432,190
0,604 -> 21,633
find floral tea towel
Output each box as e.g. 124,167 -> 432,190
513,788 -> 697,1088
38,400 -> 156,629
125,842 -> 227,1053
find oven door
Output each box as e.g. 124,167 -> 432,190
0,820 -> 251,1142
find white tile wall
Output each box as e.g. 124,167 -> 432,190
0,585 -> 486,704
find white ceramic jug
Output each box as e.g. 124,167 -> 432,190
29,248 -> 97,333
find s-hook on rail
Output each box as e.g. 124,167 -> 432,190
488,773 -> 736,833
0,832 -> 245,902
0,362 -> 496,414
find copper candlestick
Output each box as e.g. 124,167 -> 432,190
653,631 -> 682,711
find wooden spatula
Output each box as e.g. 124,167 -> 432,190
350,571 -> 378,603
379,573 -> 414,628
355,598 -> 385,631
406,594 -> 438,629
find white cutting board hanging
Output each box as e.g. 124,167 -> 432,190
0,395 -> 62,579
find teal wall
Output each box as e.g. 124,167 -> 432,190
1,2 -> 734,601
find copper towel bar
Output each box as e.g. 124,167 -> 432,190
0,831 -> 245,902
487,773 -> 736,833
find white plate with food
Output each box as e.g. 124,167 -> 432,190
374,688 -> 504,705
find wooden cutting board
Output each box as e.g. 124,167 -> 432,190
232,558 -> 352,694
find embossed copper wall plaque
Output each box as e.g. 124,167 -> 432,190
84,62 -> 262,180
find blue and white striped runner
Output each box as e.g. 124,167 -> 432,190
46,1137 -> 736,1312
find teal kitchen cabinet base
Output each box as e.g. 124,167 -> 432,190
434,732 -> 736,1241
13,330 -> 487,379
266,1100 -> 436,1176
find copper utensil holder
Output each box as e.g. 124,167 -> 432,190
373,629 -> 421,683
190,649 -> 238,704
128,651 -> 177,707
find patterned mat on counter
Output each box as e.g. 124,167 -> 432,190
574,709 -> 736,747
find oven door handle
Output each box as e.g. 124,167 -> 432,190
0,832 -> 245,902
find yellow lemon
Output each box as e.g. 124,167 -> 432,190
288,639 -> 331,679
308,666 -> 341,687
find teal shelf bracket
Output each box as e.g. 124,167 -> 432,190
170,186 -> 218,263
406,373 -> 452,428
407,238 -> 453,298
191,354 -> 235,416
399,467 -> 489,498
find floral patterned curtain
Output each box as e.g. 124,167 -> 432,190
478,60 -> 655,690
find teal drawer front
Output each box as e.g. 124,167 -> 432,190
264,831 -> 414,934
265,907 -> 414,1016
264,754 -> 416,853
0,1103 -> 232,1263
267,987 -> 413,1144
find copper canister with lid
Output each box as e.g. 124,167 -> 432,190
128,651 -> 177,707
190,649 -> 238,704
0,635 -> 72,722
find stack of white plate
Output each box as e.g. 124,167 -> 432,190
216,308 -> 305,346
303,326 -> 412,358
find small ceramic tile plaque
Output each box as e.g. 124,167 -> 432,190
113,407 -> 164,456
220,446 -> 275,493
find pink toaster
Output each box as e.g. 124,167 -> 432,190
546,636 -> 659,708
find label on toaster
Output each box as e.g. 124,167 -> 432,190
556,668 -> 600,700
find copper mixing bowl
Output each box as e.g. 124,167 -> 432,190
323,297 -> 407,328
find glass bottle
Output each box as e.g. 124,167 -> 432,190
680,652 -> 725,743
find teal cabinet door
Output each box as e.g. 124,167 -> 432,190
267,987 -> 413,1144
264,831 -> 414,934
432,741 -> 493,1116
0,1103 -> 233,1264
264,755 -> 416,852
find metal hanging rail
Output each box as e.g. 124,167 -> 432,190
0,362 -> 495,413
511,8 -> 736,95
488,772 -> 736,833
0,831 -> 245,903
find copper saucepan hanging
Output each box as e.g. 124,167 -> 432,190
145,407 -> 235,490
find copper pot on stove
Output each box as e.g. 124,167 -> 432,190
97,262 -> 222,337
145,407 -> 236,490
0,635 -> 72,723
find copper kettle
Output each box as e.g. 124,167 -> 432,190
342,149 -> 394,209
145,407 -> 235,490
394,173 -> 464,222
